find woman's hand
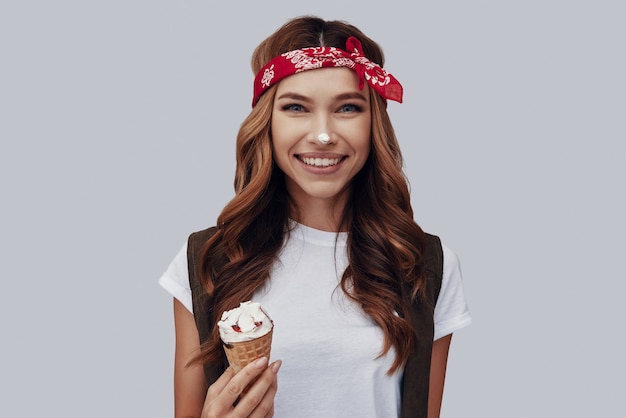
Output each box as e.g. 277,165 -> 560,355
173,299 -> 281,418
201,357 -> 281,418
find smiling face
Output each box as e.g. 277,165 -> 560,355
271,67 -> 371,221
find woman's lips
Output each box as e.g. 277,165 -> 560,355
296,153 -> 346,170
299,156 -> 342,167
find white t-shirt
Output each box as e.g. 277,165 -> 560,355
159,223 -> 471,417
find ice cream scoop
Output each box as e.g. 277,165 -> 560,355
218,301 -> 273,344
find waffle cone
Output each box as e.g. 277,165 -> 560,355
223,328 -> 273,373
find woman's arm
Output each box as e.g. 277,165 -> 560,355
174,298 -> 209,417
428,333 -> 452,418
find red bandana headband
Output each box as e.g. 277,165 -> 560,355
252,36 -> 403,107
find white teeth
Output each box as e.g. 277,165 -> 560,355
301,157 -> 341,167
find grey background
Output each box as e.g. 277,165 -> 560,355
1,1 -> 624,417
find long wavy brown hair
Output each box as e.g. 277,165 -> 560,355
196,16 -> 427,375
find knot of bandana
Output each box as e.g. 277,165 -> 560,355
252,36 -> 403,107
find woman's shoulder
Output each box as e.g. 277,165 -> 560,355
187,225 -> 219,257
189,225 -> 219,243
421,232 -> 444,276
420,231 -> 460,276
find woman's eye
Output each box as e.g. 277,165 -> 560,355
282,103 -> 305,112
338,103 -> 362,113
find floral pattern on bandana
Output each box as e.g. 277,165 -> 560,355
261,65 -> 275,88
252,37 -> 402,106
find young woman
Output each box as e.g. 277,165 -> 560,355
160,16 -> 471,418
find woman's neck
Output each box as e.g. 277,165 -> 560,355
290,195 -> 348,232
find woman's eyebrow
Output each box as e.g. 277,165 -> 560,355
334,92 -> 368,102
275,92 -> 312,102
276,91 -> 368,102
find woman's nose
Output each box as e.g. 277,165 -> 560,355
310,117 -> 334,144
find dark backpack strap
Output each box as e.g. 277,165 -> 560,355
187,226 -> 228,386
425,233 -> 444,304
400,233 -> 444,418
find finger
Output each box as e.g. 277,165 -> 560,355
202,359 -> 270,418
261,404 -> 274,418
240,360 -> 281,418
202,367 -> 236,417
205,366 -> 235,400
224,357 -> 269,403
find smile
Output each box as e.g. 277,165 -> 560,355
299,156 -> 343,167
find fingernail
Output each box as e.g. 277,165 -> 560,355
270,360 -> 282,373
254,357 -> 268,368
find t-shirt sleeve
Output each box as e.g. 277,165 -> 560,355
433,243 -> 472,340
158,241 -> 194,313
